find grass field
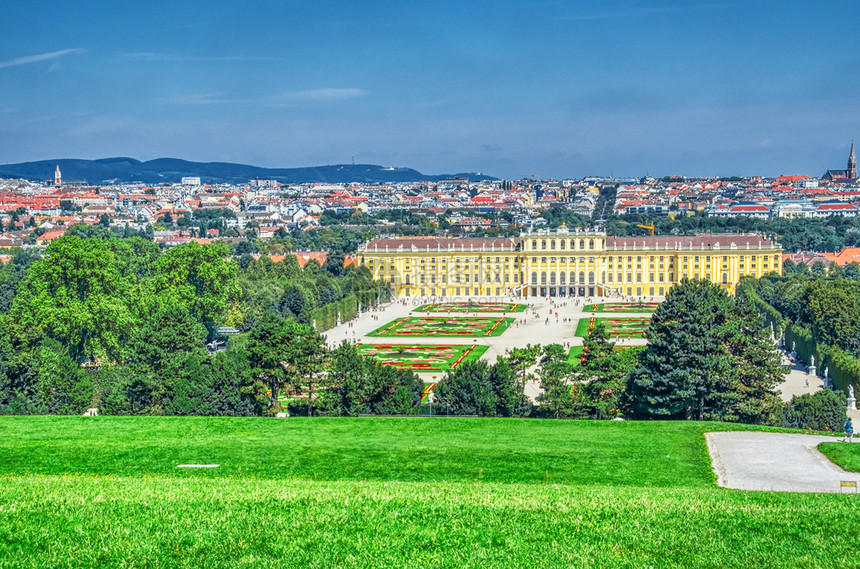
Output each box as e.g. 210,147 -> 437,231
583,302 -> 659,313
413,302 -> 527,313
367,316 -> 514,337
1,417 -> 857,568
356,343 -> 488,372
819,442 -> 860,472
575,316 -> 650,338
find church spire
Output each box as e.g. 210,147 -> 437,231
849,141 -> 857,179
54,164 -> 62,186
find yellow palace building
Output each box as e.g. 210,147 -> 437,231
356,226 -> 781,300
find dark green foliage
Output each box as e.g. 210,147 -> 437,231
537,344 -> 578,418
626,278 -> 785,422
317,342 -> 422,416
33,339 -> 94,414
245,313 -> 326,411
806,280 -> 860,352
578,338 -> 642,420
434,359 -> 529,416
782,390 -> 847,432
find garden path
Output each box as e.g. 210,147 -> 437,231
706,431 -> 859,493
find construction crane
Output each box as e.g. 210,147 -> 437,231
637,221 -> 655,236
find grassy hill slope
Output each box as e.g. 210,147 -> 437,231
0,417 -> 856,568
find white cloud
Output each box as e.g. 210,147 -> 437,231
156,88 -> 369,106
121,52 -> 276,62
268,88 -> 370,104
0,48 -> 84,69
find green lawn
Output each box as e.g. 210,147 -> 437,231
819,442 -> 860,472
567,345 -> 584,365
0,417 -> 856,568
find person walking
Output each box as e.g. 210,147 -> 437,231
843,418 -> 854,443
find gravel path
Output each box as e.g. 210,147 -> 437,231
706,431 -> 860,493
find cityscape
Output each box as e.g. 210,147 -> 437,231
2,1 -> 859,567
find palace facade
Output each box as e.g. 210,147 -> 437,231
356,227 -> 782,299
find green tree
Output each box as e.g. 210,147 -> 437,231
151,241 -> 240,329
537,344 -> 577,418
783,390 -> 846,431
626,278 -> 777,421
317,342 -> 422,416
577,322 -> 636,419
124,303 -> 209,414
11,235 -> 138,363
33,339 -> 94,414
245,314 -> 326,412
507,344 -> 541,385
434,358 -> 528,416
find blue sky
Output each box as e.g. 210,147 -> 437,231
2,0 -> 859,179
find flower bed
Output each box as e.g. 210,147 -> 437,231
367,316 -> 515,337
357,344 -> 488,372
582,302 -> 660,313
414,302 -> 527,313
574,317 -> 650,338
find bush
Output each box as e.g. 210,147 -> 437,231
782,390 -> 847,432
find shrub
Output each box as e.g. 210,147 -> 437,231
782,390 -> 847,432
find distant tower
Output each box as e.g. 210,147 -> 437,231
54,164 -> 62,186
849,141 -> 857,179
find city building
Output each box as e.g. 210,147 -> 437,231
357,226 -> 782,299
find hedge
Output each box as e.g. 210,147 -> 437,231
308,293 -> 358,331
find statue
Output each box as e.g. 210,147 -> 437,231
810,355 -> 815,368
850,384 -> 855,400
792,341 -> 796,352
824,367 -> 829,379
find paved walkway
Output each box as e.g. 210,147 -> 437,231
706,431 -> 860,493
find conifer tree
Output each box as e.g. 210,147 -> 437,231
626,278 -> 773,421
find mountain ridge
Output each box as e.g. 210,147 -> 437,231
0,157 -> 497,185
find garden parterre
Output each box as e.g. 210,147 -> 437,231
356,343 -> 488,372
413,302 -> 527,313
367,316 -> 514,337
583,302 -> 660,313
575,316 -> 650,338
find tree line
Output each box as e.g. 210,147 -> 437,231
0,231 -> 393,416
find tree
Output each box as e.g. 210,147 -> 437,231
626,278 -> 782,422
324,252 -> 346,277
507,344 -> 541,385
783,390 -> 846,432
33,339 -> 94,414
124,303 -> 209,414
11,235 -> 138,363
245,314 -> 326,412
151,241 -> 240,330
434,358 -> 528,416
806,281 -> 860,352
576,322 -> 636,419
720,296 -> 787,425
537,344 -> 577,418
317,342 -> 422,416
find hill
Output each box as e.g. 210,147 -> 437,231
0,416 -> 857,568
0,157 -> 497,185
